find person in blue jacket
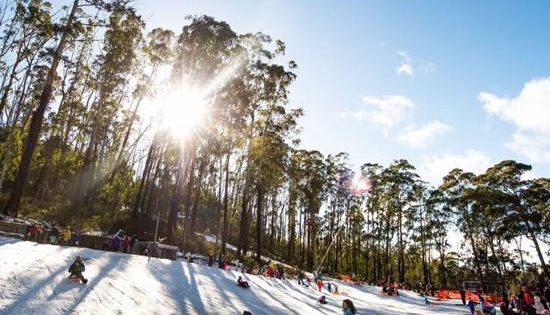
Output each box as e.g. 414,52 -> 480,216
467,298 -> 477,314
342,299 -> 356,315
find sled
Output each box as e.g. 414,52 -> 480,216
67,276 -> 88,284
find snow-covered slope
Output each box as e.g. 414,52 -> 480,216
0,237 -> 475,315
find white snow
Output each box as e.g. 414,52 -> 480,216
0,236 -> 477,315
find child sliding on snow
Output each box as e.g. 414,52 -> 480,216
68,256 -> 88,284
237,276 -> 250,288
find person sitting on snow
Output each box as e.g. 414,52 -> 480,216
237,276 -> 250,288
342,299 -> 356,315
317,295 -> 327,305
481,300 -> 497,315
68,256 -> 88,283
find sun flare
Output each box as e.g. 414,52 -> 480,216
157,86 -> 210,140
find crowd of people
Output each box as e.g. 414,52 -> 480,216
25,223 -> 82,246
262,260 -> 286,279
101,231 -> 140,254
496,284 -> 550,315
457,283 -> 550,315
23,221 -> 153,258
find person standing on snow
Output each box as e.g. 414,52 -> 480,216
297,270 -> 305,286
519,285 -> 537,315
122,235 -> 130,253
111,235 -> 121,252
466,298 -> 477,314
68,256 -> 88,284
460,287 -> 467,305
62,227 -> 71,245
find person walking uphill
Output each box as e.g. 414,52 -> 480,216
68,256 -> 88,284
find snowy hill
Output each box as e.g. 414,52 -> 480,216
0,236 -> 476,315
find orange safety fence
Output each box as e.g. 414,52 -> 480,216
340,275 -> 351,282
435,290 -> 503,304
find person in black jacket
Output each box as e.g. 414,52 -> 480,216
68,256 -> 88,283
460,287 -> 467,305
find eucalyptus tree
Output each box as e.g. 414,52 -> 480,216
476,160 -> 550,280
379,159 -> 418,282
440,168 -> 484,280
4,0 -> 81,215
286,149 -> 305,261
251,105 -> 301,263
0,0 -> 54,119
78,3 -> 144,206
361,162 -> 384,281
321,152 -> 354,274
226,33 -> 300,261
426,187 -> 453,288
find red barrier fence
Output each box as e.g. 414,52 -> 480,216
435,290 -> 503,304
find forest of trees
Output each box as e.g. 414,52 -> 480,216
0,0 -> 548,290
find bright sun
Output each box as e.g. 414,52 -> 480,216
156,85 -> 210,140
147,56 -> 245,142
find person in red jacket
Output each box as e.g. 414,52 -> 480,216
122,236 -> 130,253
519,285 -> 536,315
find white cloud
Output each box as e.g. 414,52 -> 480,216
398,120 -> 453,148
397,51 -> 412,62
396,51 -> 413,77
342,95 -> 414,130
418,150 -> 492,186
396,50 -> 436,77
343,96 -> 448,147
479,78 -> 550,162
505,132 -> 550,162
521,170 -> 538,181
397,63 -> 413,76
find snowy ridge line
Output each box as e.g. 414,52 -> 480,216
198,233 -> 297,271
0,236 -> 473,314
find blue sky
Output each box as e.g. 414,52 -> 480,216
138,1 -> 550,184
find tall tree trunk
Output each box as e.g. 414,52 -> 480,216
189,155 -> 207,240
529,230 -> 549,279
286,182 -> 297,260
255,182 -> 264,263
237,155 -> 253,259
132,137 -> 157,221
220,150 -> 231,256
182,154 -> 196,246
166,158 -> 185,244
